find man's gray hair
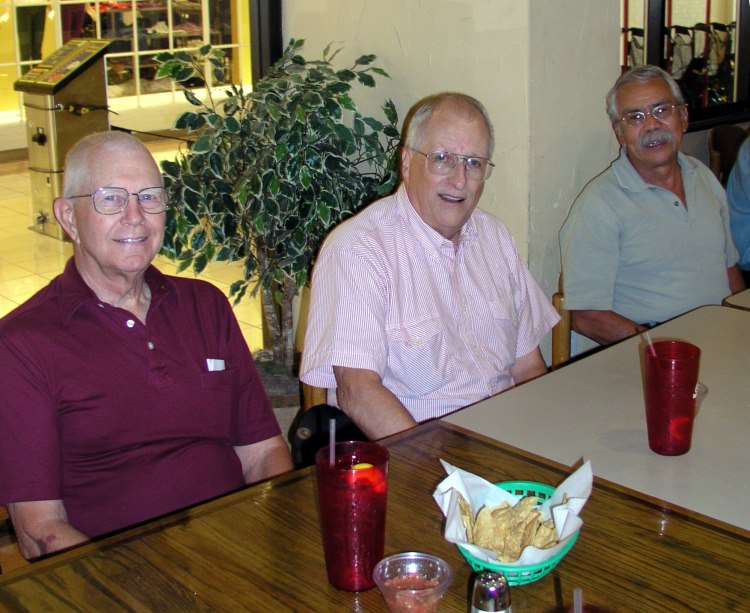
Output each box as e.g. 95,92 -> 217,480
63,131 -> 160,198
403,92 -> 495,157
605,65 -> 685,124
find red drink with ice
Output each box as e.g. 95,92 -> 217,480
644,340 -> 700,455
316,441 -> 389,591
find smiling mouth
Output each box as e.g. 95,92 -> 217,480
115,237 -> 147,244
439,193 -> 465,204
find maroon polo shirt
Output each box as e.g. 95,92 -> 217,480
0,259 -> 280,537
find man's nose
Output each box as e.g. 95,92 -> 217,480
122,194 -> 146,220
449,160 -> 468,184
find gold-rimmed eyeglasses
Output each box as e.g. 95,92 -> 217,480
618,103 -> 684,128
70,187 -> 169,215
409,148 -> 495,181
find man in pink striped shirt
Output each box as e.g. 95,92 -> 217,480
300,93 -> 559,439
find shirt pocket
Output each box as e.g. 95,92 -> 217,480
477,301 -> 518,368
198,368 -> 239,434
386,316 -> 453,397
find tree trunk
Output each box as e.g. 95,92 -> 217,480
260,276 -> 297,373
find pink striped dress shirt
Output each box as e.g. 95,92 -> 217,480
300,185 -> 559,422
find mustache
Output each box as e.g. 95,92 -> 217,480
639,129 -> 674,148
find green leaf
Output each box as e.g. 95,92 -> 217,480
357,72 -> 376,88
191,229 -> 206,251
353,54 -> 376,66
192,134 -> 211,154
268,174 -> 280,197
325,82 -> 350,96
184,89 -> 201,106
224,116 -> 240,134
161,159 -> 180,178
205,241 -> 216,260
335,69 -> 356,82
299,165 -> 312,189
194,253 -> 208,274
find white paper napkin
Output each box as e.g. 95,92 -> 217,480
433,460 -> 593,565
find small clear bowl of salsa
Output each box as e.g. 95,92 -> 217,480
373,552 -> 453,612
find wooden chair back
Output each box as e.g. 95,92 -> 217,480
0,505 -> 29,574
551,274 -> 571,369
707,124 -> 749,186
301,382 -> 327,411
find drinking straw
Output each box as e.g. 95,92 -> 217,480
328,417 -> 336,466
643,330 -> 656,356
573,587 -> 583,613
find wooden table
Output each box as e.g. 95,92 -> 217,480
1,421 -> 749,611
447,305 -> 750,531
723,287 -> 750,310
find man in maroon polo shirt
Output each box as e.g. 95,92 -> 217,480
0,132 -> 292,560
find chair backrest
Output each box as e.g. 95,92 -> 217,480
550,274 -> 571,370
290,403 -> 367,469
707,124 -> 749,186
0,506 -> 29,574
301,381 -> 327,411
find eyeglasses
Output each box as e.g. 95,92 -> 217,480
70,187 -> 169,215
410,148 -> 495,181
618,103 -> 683,128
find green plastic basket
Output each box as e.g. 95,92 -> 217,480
456,480 -> 579,586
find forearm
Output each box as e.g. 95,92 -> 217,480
8,501 -> 89,560
510,348 -> 548,385
234,435 -> 293,485
571,309 -> 647,346
334,366 -> 417,440
727,265 -> 746,293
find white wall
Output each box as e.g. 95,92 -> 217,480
283,0 -> 621,357
528,0 -> 621,299
282,0 -> 533,253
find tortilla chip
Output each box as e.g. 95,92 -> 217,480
457,492 -> 475,542
533,519 -> 558,549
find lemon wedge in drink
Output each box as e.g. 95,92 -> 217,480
352,462 -> 374,470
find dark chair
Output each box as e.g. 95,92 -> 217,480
290,404 -> 367,469
707,124 -> 749,186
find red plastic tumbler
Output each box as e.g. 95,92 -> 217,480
316,441 -> 389,591
644,340 -> 701,455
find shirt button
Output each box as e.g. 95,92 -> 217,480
126,319 -> 135,328
147,341 -> 155,350
97,303 -> 104,308
674,201 -> 679,206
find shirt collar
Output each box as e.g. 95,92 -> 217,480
613,146 -> 697,193
57,258 -> 174,323
395,184 -> 479,256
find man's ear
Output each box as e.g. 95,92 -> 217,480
613,124 -> 626,147
679,104 -> 689,133
53,197 -> 78,242
400,146 -> 412,181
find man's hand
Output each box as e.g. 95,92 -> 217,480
333,366 -> 417,440
509,347 -> 548,385
728,264 -> 746,294
571,309 -> 648,346
8,500 -> 88,560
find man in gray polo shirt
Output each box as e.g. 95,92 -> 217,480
560,65 -> 744,347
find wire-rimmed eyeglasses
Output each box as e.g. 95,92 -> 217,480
409,148 -> 495,181
618,103 -> 684,128
69,187 -> 169,215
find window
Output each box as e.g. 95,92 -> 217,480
621,0 -> 750,130
0,0 -> 281,134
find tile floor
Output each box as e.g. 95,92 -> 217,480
0,141 -> 264,352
